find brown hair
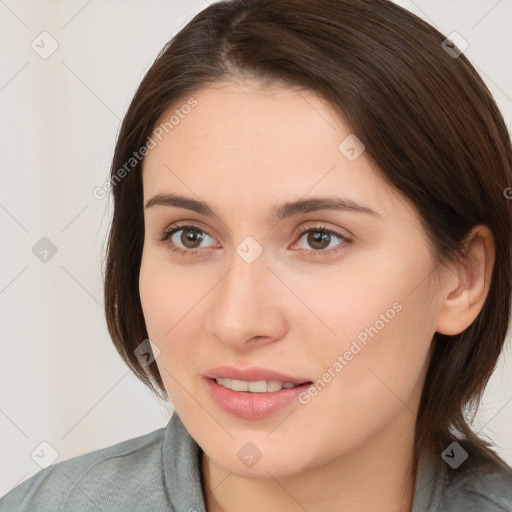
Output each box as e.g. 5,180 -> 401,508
103,0 -> 512,486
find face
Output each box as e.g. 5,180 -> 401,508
139,79 -> 441,479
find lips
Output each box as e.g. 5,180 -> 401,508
203,365 -> 313,419
203,365 -> 311,385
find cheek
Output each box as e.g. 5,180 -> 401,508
138,254 -> 210,400
139,251 -> 207,340
294,246 -> 435,410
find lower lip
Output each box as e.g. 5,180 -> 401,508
204,378 -> 311,419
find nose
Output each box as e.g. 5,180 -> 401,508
205,246 -> 288,351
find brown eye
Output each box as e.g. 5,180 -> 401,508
158,224 -> 217,255
178,228 -> 206,249
157,223 -> 350,258
305,230 -> 332,250
295,226 -> 349,254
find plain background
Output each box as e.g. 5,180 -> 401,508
1,0 -> 511,497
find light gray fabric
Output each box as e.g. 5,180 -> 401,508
1,413 -> 511,511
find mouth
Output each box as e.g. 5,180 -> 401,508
203,365 -> 312,386
202,366 -> 313,419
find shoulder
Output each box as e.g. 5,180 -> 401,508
441,447 -> 512,511
0,427 -> 168,512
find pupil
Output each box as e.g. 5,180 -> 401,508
182,229 -> 203,248
309,230 -> 329,250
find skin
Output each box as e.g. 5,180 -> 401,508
139,78 -> 495,512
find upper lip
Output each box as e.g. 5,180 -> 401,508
204,365 -> 312,384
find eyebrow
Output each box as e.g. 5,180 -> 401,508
145,193 -> 379,220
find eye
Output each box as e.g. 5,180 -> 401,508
156,222 -> 351,257
292,224 -> 351,256
157,224 -> 218,256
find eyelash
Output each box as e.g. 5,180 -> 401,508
156,223 -> 352,258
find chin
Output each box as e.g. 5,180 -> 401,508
205,439 -> 313,480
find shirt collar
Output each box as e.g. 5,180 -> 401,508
411,448 -> 446,511
163,412 -> 207,512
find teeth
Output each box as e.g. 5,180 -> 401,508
215,378 -> 299,393
247,380 -> 267,392
231,379 -> 248,391
267,380 -> 282,392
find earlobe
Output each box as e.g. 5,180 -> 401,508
435,225 -> 495,336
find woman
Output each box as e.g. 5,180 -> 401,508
2,0 -> 511,510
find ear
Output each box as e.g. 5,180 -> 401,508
435,225 -> 495,336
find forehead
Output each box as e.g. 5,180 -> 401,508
148,81 -> 342,157
141,80 -> 414,221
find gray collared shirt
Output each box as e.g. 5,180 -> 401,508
1,413 -> 511,511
